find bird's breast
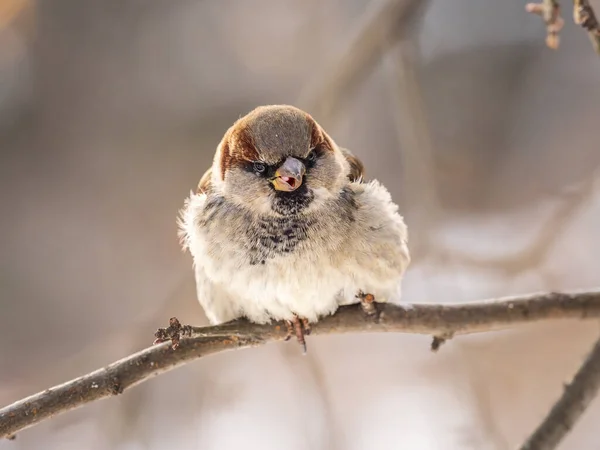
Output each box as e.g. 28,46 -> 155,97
195,190 -> 357,284
244,215 -> 316,265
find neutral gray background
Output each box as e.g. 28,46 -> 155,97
1,0 -> 600,448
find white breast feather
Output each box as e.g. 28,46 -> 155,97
178,181 -> 410,325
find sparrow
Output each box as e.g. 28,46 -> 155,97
178,105 -> 410,352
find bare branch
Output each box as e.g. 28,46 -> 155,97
2,289 -> 600,439
526,0 -> 600,53
526,0 -> 564,49
433,172 -> 597,276
573,0 -> 600,54
297,0 -> 428,126
520,333 -> 600,450
0,0 -> 30,29
384,39 -> 441,263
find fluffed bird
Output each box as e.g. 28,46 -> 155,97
178,105 -> 410,351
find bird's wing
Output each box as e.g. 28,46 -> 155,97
353,180 -> 410,275
340,147 -> 365,183
340,180 -> 410,304
177,171 -> 211,252
180,178 -> 244,324
196,167 -> 213,194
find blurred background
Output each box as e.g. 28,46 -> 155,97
1,0 -> 600,448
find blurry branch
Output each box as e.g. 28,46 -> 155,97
384,40 -> 440,263
526,0 -> 564,49
300,0 -> 436,263
0,0 -> 29,29
299,0 -> 598,134
3,290 -> 600,440
573,0 -> 600,53
297,0 -> 429,126
526,0 -> 600,53
434,172 -> 598,276
520,334 -> 600,450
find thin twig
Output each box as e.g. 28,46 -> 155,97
297,0 -> 428,126
520,333 -> 600,450
526,0 -> 600,53
2,289 -> 600,439
433,172 -> 597,276
573,0 -> 600,53
0,0 -> 30,29
384,39 -> 440,263
526,0 -> 564,50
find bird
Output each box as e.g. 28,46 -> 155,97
178,105 -> 410,352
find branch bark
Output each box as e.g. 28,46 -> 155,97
2,289 -> 600,441
520,333 -> 600,450
526,0 -> 600,53
573,0 -> 600,53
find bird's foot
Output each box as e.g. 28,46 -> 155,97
153,317 -> 193,350
356,291 -> 377,316
284,314 -> 311,354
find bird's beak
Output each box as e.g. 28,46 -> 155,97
271,157 -> 306,192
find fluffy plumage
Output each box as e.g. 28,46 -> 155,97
178,105 -> 410,343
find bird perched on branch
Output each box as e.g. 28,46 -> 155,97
178,105 -> 410,352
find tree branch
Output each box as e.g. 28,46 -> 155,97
297,0 -> 428,126
573,0 -> 600,53
0,0 -> 30,29
520,333 -> 600,450
526,0 -> 600,53
432,171 -> 598,276
2,289 -> 600,440
526,0 -> 564,50
384,38 -> 441,263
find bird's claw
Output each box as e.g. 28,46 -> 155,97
356,291 -> 377,315
153,317 -> 193,350
285,315 -> 311,354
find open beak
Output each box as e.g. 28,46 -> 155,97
270,157 -> 306,192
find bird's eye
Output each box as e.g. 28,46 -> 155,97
307,149 -> 318,163
253,162 -> 266,174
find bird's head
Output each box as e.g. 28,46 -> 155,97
211,105 -> 354,216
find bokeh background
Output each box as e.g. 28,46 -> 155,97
1,0 -> 600,448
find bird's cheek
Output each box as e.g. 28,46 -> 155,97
305,169 -> 331,190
